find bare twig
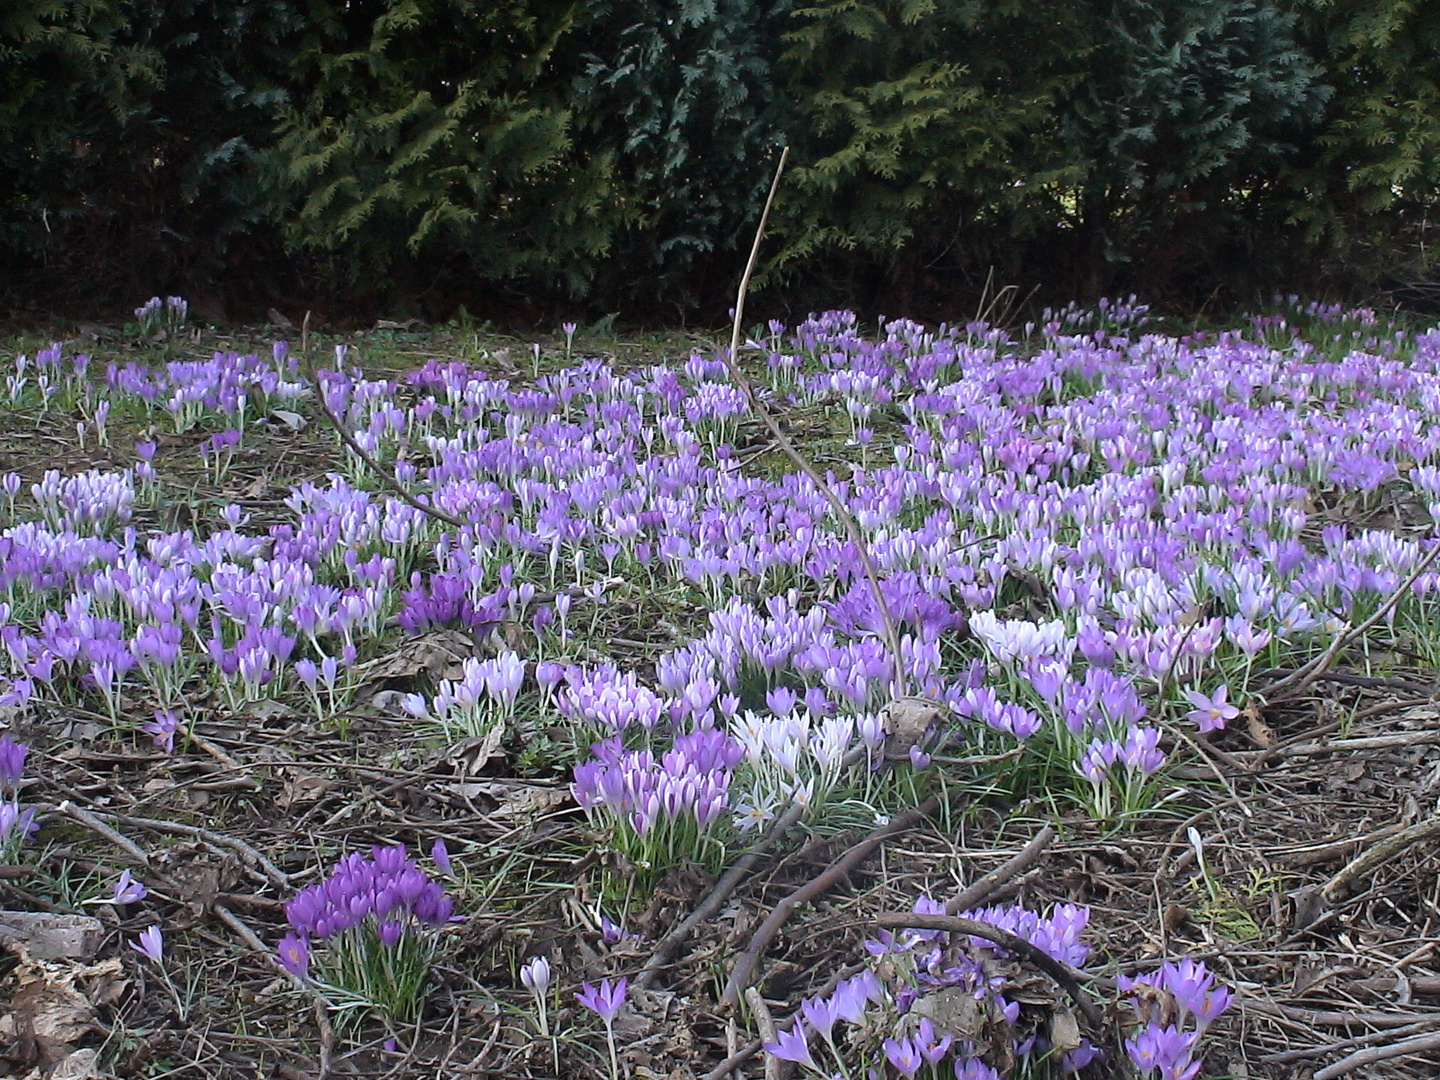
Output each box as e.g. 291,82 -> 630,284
1323,813 -> 1440,902
722,794 -> 942,1010
301,332 -> 468,531
743,988 -> 783,1080
1234,728 -> 1440,761
1259,1018 -> 1440,1064
718,147 -> 909,700
1258,541 -> 1440,702
117,814 -> 290,891
637,742 -> 872,991
873,912 -> 1103,1029
947,824 -> 1056,913
57,801 -> 150,866
1312,1030 -> 1440,1079
635,797 -> 809,992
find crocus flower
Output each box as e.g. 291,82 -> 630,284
521,955 -> 551,995
132,925 -> 164,963
884,1035 -> 924,1077
576,976 -> 628,1024
800,993 -> 840,1043
0,736 -> 26,789
277,933 -> 310,979
431,838 -> 453,877
143,710 -> 179,754
112,870 -> 146,905
762,1024 -> 814,1068
1184,685 -> 1240,734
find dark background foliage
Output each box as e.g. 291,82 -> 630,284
2,0 -> 1437,325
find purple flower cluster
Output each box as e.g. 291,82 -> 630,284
0,735 -> 36,858
772,891 -> 1232,1079
1121,959 -> 1234,1080
278,844 -> 454,980
4,305 -> 1440,826
572,729 -> 741,843
401,652 -> 525,736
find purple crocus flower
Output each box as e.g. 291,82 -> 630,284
112,870 -> 146,905
521,955 -> 551,995
131,925 -> 164,963
431,838 -> 453,877
1183,686 -> 1239,734
883,1035 -> 924,1077
576,976 -> 628,1024
277,933 -> 310,979
143,710 -> 180,754
800,993 -> 840,1043
762,1024 -> 814,1068
0,736 -> 28,789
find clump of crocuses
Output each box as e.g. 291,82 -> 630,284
0,735 -> 36,860
277,844 -> 454,1024
764,892 -> 1233,1079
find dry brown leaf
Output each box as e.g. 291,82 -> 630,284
0,914 -> 103,961
1243,704 -> 1275,749
355,630 -> 475,684
448,728 -> 506,775
884,697 -> 945,746
0,953 -> 121,1068
279,771 -> 336,810
448,779 -> 567,819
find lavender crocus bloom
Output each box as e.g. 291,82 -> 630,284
112,870 -> 146,905
277,933 -> 310,979
576,976 -> 628,1024
883,1035 -> 924,1077
0,736 -> 26,789
1183,686 -> 1239,734
521,955 -> 551,995
431,838 -> 453,876
762,1024 -> 814,1068
131,925 -> 163,963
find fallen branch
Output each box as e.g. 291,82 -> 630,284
300,318 -> 468,532
1259,1018 -> 1440,1064
873,912 -> 1103,1029
743,987 -> 783,1080
57,801 -> 150,866
637,743 -> 872,991
1323,813 -> 1440,902
116,813 -> 290,891
718,147 -> 909,700
721,794 -> 941,1010
1233,728 -> 1440,762
1313,1030 -> 1440,1080
1257,541 -> 1440,702
947,824 -> 1056,914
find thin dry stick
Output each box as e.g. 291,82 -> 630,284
215,899 -> 336,1079
702,961 -> 870,1080
721,794 -> 942,1010
743,988 -> 783,1080
718,146 -> 908,700
1312,1030 -> 1440,1080
874,912 -> 1103,1029
116,813 -> 290,890
1258,541 -> 1440,702
57,801 -> 150,866
1259,1018 -> 1440,1064
636,742 -> 871,991
947,824 -> 1056,913
1323,813 -> 1440,902
1235,729 -> 1440,761
301,321 -> 468,531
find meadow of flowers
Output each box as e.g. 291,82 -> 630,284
0,296 -> 1436,1076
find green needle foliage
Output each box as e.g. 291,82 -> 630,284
2,0 -> 1440,313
